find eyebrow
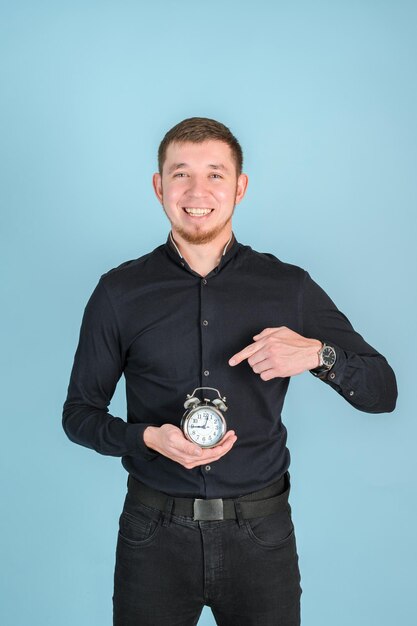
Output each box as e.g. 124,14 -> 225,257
167,162 -> 230,174
208,163 -> 229,172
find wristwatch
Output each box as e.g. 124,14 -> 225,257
310,343 -> 337,377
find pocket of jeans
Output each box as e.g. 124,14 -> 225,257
244,505 -> 294,548
118,507 -> 161,547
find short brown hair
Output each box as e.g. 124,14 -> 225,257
158,117 -> 243,176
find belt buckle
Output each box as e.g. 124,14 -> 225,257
193,498 -> 224,521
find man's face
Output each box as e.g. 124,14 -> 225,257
153,140 -> 248,245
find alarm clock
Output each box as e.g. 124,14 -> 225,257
181,387 -> 228,448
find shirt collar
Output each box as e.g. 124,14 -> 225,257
164,231 -> 240,276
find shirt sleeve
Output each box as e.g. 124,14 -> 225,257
62,278 -> 158,459
301,272 -> 397,413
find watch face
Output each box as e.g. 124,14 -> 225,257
182,406 -> 226,448
322,346 -> 336,367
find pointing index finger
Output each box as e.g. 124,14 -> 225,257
229,341 -> 261,366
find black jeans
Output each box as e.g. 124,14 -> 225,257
113,473 -> 302,625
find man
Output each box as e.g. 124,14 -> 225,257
63,117 -> 397,626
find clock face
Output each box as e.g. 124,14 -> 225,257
322,346 -> 336,367
183,406 -> 226,448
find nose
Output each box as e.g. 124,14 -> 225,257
187,176 -> 209,196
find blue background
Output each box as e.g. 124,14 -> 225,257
1,1 -> 416,624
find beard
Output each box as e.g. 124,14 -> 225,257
162,187 -> 237,245
166,208 -> 236,245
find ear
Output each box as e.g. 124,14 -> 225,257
235,173 -> 249,205
152,172 -> 163,204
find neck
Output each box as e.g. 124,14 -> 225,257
170,230 -> 233,277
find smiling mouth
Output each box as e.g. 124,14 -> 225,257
183,207 -> 214,217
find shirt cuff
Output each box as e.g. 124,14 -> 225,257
125,423 -> 159,460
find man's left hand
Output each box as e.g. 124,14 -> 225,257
228,327 -> 322,380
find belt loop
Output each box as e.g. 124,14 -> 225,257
162,496 -> 174,527
234,500 -> 245,527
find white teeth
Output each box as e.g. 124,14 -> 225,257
184,208 -> 212,216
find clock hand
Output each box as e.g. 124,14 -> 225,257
193,418 -> 209,429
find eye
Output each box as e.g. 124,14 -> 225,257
173,172 -> 187,178
210,173 -> 222,179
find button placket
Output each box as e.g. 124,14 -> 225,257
200,279 -> 210,381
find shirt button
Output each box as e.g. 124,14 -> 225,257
329,372 -> 336,380
349,390 -> 355,396
202,320 -> 209,326
202,279 -> 207,285
205,465 -> 211,472
181,262 -> 185,267
203,370 -> 210,377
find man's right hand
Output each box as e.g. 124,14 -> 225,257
143,424 -> 237,469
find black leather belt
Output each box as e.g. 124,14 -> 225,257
127,473 -> 290,521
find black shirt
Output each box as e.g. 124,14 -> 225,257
62,234 -> 397,498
